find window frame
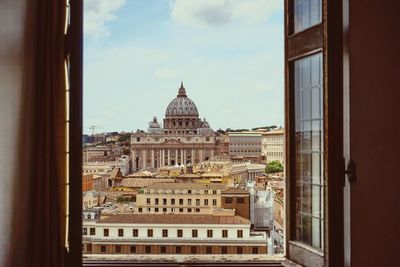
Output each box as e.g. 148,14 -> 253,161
284,0 -> 344,266
103,229 -> 109,237
118,229 -> 124,237
177,229 -> 183,238
207,229 -> 213,238
132,229 -> 139,237
162,229 -> 168,238
147,229 -> 153,237
222,230 -> 228,238
67,0 -> 344,265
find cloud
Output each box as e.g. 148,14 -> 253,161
253,81 -> 273,93
171,0 -> 282,27
84,0 -> 126,38
154,68 -> 177,80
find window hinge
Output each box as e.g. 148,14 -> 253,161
344,159 -> 357,184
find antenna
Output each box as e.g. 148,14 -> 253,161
89,125 -> 102,136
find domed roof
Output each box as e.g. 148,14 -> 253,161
148,116 -> 162,133
200,118 -> 210,128
165,82 -> 199,117
148,116 -> 161,128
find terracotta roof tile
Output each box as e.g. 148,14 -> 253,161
222,188 -> 249,194
144,182 -> 226,190
120,178 -> 175,188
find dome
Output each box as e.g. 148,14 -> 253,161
200,118 -> 210,128
165,82 -> 199,117
148,116 -> 162,133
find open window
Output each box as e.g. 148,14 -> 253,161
66,0 -> 344,266
284,0 -> 344,266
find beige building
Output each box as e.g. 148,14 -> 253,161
82,214 -> 267,255
135,183 -> 226,215
261,129 -> 284,164
228,132 -> 263,163
131,83 -> 223,171
135,183 -> 251,219
83,155 -> 131,176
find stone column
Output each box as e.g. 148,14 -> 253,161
183,149 -> 187,164
180,149 -> 184,165
167,150 -> 171,166
211,149 -> 214,160
160,149 -> 164,167
175,149 -> 178,164
131,150 -> 136,172
191,149 -> 195,164
199,149 -> 203,163
151,149 -> 155,168
142,150 -> 147,169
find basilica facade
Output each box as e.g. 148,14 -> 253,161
131,83 -> 223,172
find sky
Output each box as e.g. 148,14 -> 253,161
83,0 -> 284,134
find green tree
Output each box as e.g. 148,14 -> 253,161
266,160 -> 284,173
118,134 -> 131,143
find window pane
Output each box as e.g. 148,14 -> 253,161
294,0 -> 322,33
294,52 -> 324,250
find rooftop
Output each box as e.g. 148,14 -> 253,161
261,128 -> 284,135
120,178 -> 175,188
222,188 -> 249,194
98,214 -> 250,225
227,132 -> 263,137
144,182 -> 227,190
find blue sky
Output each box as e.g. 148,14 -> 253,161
84,0 -> 284,134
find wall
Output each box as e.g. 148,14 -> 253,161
0,1 -> 30,266
82,223 -> 250,240
348,1 -> 400,266
221,195 -> 250,220
83,243 -> 267,255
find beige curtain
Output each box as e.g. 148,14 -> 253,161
0,0 -> 67,267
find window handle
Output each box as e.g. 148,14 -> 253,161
345,159 -> 357,184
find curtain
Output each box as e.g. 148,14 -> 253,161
0,0 -> 67,266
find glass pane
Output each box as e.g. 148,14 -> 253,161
294,0 -> 322,33
294,53 -> 323,250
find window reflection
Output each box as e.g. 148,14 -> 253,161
294,53 -> 323,249
294,0 -> 322,33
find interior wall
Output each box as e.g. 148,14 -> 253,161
349,1 -> 400,266
0,1 -> 28,266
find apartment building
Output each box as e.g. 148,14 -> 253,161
83,155 -> 131,176
82,214 -> 267,255
135,183 -> 225,215
261,129 -> 284,164
228,132 -> 263,163
221,188 -> 250,220
134,183 -> 250,219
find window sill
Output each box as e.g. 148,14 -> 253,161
83,254 -> 285,266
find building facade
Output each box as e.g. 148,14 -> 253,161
135,183 -> 243,216
131,83 -> 223,172
221,188 -> 250,220
228,132 -> 263,163
82,214 -> 267,255
82,155 -> 131,176
261,129 -> 284,164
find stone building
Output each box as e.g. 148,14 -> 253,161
261,128 -> 284,164
135,183 -> 250,218
228,132 -> 263,163
131,83 -> 223,171
82,214 -> 267,255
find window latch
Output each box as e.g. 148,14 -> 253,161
345,159 -> 357,184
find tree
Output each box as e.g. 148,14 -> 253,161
117,134 -> 131,143
266,160 -> 284,173
217,129 -> 226,134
